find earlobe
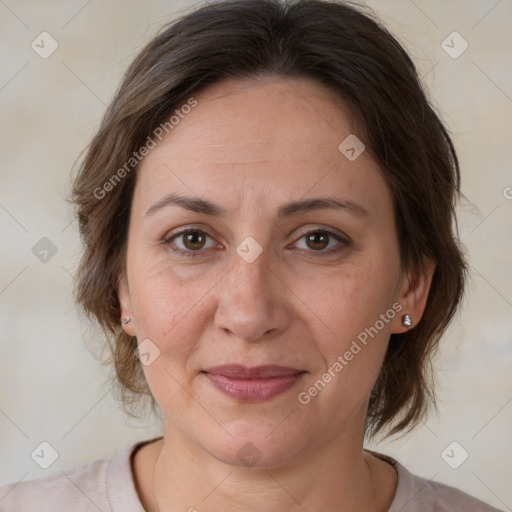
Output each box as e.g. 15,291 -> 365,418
118,273 -> 136,336
392,257 -> 435,333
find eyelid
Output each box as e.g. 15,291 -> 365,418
163,224 -> 220,242
163,225 -> 349,245
291,225 -> 350,243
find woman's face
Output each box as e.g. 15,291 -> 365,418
119,76 -> 432,467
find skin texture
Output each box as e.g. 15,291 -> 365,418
118,76 -> 435,511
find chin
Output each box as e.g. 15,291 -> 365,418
197,419 -> 312,469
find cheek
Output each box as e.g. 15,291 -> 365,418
129,261 -> 216,414
295,253 -> 399,340
292,251 -> 400,399
128,258 -> 214,360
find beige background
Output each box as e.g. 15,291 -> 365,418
0,0 -> 511,509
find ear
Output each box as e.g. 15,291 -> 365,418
118,272 -> 136,337
391,256 -> 435,333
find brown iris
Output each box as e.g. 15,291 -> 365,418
305,231 -> 329,251
183,230 -> 207,250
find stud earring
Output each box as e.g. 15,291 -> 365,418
121,317 -> 131,325
402,314 -> 412,328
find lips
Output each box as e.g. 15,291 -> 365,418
205,364 -> 303,379
203,365 -> 306,402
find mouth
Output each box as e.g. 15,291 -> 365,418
202,365 -> 307,402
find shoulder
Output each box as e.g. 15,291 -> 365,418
0,439 -> 154,512
366,450 -> 505,512
0,454 -> 110,512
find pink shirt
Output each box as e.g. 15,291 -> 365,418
0,437 -> 504,511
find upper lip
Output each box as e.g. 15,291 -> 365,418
203,365 -> 305,379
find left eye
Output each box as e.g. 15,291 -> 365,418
293,229 -> 346,253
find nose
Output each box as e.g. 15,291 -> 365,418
213,244 -> 291,343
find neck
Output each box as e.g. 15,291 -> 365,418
150,425 -> 383,512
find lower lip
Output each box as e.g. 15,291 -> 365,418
204,372 -> 305,402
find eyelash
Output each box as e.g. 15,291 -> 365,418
162,228 -> 349,259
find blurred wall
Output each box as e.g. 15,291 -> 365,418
0,0 -> 510,509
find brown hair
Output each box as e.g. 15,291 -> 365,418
70,0 -> 467,440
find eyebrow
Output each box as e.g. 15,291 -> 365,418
145,193 -> 368,219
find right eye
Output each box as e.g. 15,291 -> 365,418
163,229 -> 220,258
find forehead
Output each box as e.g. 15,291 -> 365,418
134,76 -> 389,215
158,76 -> 356,157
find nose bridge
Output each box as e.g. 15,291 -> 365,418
229,239 -> 275,307
214,237 -> 288,341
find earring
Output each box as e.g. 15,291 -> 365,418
402,314 -> 412,328
121,317 -> 131,325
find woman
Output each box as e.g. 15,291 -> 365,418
0,0 -> 504,510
